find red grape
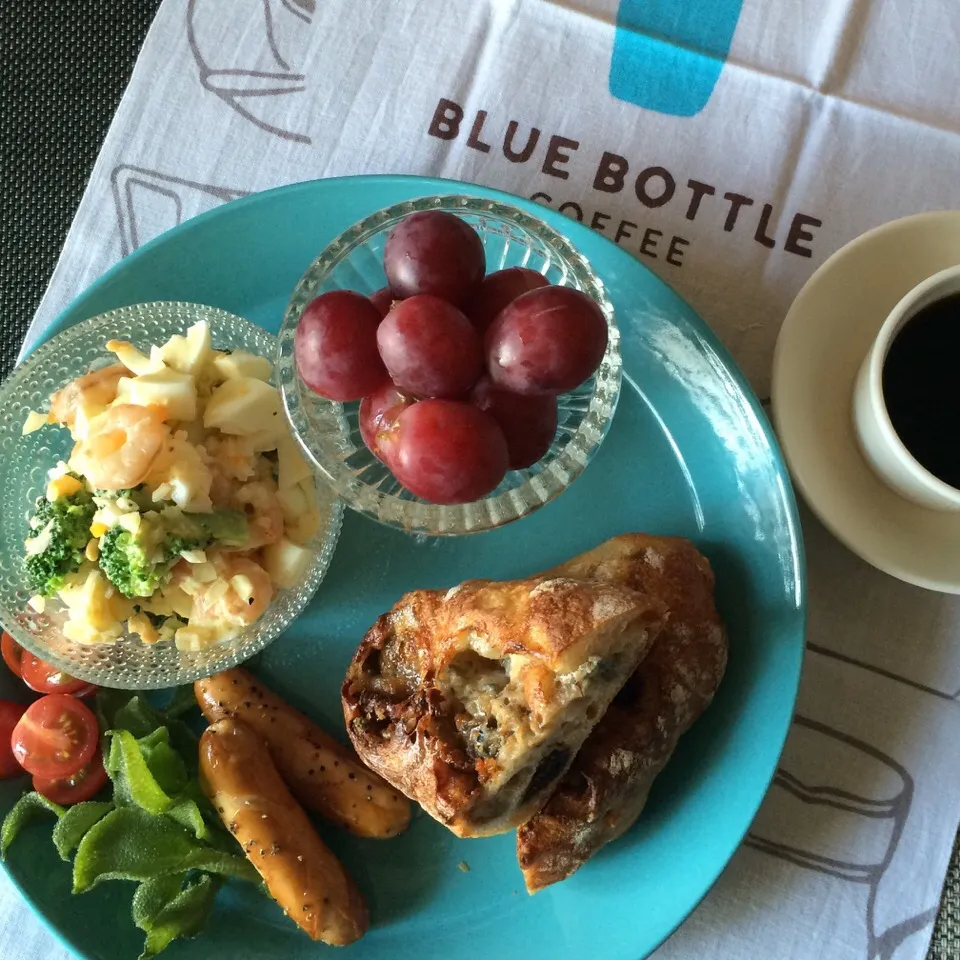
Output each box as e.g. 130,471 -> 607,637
359,381 -> 414,462
390,400 -> 508,504
369,287 -> 394,318
384,211 -> 485,305
486,286 -> 607,395
470,377 -> 558,470
465,267 -> 550,335
295,291 -> 387,401
377,295 -> 483,398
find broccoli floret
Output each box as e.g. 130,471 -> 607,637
98,527 -> 167,598
24,487 -> 96,597
163,535 -> 205,562
99,523 -> 210,599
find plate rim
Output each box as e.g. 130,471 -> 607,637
771,209 -> 960,594
6,172 -> 807,960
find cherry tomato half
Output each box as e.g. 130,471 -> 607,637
21,652 -> 98,697
1,632 -> 24,679
10,694 -> 99,780
33,747 -> 108,805
0,700 -> 27,779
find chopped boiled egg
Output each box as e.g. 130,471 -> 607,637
213,351 -> 272,382
146,435 -> 213,513
263,537 -> 312,590
91,495 -> 139,537
25,520 -> 56,556
175,624 -> 224,651
128,612 -> 160,645
286,509 -> 321,546
116,369 -> 198,422
22,410 -> 51,435
277,434 -> 312,489
277,483 -> 308,523
203,377 -> 283,438
191,562 -> 218,583
106,340 -> 166,376
60,568 -> 134,637
158,321 -> 214,377
229,574 -> 255,605
117,511 -> 142,535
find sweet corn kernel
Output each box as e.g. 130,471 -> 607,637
85,539 -> 100,562
46,473 -> 83,501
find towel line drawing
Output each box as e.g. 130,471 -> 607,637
110,165 -> 250,256
186,0 -> 314,144
808,641 -> 960,704
746,714 -> 938,959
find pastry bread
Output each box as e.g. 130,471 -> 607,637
516,534 -> 728,892
341,573 -> 667,837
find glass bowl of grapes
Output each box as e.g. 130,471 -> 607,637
277,194 -> 621,536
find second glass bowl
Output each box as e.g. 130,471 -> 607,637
278,195 -> 621,536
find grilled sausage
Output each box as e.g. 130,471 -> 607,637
199,718 -> 368,945
195,668 -> 410,838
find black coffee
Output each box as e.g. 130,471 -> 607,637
882,292 -> 960,488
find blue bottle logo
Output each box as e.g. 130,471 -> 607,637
609,0 -> 745,117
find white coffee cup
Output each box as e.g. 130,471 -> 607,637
852,264 -> 960,511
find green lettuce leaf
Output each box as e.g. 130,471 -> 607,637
107,729 -> 173,815
94,688 -> 142,733
132,873 -> 189,929
165,797 -> 208,841
1,792 -> 64,857
104,728 -> 211,840
135,728 -> 188,796
73,806 -> 259,892
113,696 -> 167,740
160,685 -> 199,720
134,873 -> 221,960
52,801 -> 114,861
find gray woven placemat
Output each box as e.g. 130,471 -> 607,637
1,2 -> 958,957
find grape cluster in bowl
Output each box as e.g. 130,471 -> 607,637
277,195 -> 621,537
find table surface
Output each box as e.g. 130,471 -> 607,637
0,2 -> 958,958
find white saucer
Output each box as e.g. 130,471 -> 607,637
772,211 -> 960,594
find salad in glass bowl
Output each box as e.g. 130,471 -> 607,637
0,303 -> 341,689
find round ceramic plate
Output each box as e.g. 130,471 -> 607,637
772,210 -> 960,594
0,175 -> 805,960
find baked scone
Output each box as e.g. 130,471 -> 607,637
341,573 -> 667,837
516,534 -> 728,892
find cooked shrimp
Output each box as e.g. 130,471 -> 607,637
74,404 -> 168,490
49,364 -> 127,427
234,481 -> 283,549
193,554 -> 274,626
207,467 -> 235,509
202,435 -> 257,482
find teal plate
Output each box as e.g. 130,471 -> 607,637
0,175 -> 805,960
